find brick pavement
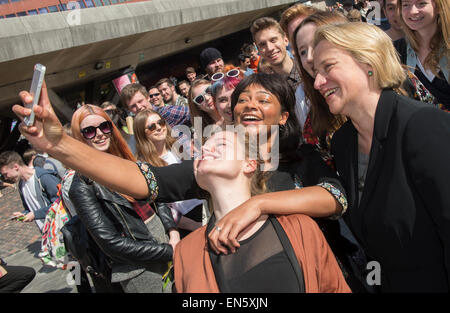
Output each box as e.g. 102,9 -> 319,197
0,186 -> 41,258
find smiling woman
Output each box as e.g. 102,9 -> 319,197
312,22 -> 450,292
395,0 -> 450,109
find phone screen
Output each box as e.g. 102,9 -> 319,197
24,64 -> 46,126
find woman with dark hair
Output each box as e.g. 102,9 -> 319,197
292,11 -> 348,169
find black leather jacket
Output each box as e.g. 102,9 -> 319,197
68,173 -> 173,267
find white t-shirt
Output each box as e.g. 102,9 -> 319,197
20,173 -> 44,231
161,151 -> 204,215
295,84 -> 310,130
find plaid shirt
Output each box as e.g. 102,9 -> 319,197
152,104 -> 191,127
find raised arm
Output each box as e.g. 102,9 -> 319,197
13,82 -> 150,200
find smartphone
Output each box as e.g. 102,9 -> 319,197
24,63 -> 46,126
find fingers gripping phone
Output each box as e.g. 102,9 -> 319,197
24,64 -> 46,126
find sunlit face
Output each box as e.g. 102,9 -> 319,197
148,88 -> 163,106
401,0 -> 437,32
313,40 -> 372,116
233,84 -> 289,129
0,164 -> 20,183
254,27 -> 289,66
384,0 -> 403,31
206,58 -> 225,76
214,86 -> 234,125
295,22 -> 317,78
194,131 -> 251,191
80,115 -> 111,152
158,82 -> 175,103
192,83 -> 215,114
144,113 -> 167,144
178,83 -> 190,98
127,91 -> 151,114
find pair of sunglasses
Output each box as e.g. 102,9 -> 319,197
149,93 -> 160,98
210,69 -> 240,82
193,86 -> 212,106
80,121 -> 113,140
147,119 -> 166,132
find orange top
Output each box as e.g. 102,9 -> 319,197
174,214 -> 351,293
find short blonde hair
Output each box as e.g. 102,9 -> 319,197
314,22 -> 406,90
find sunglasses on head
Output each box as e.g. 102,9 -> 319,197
146,119 -> 166,132
149,93 -> 160,98
210,69 -> 240,82
80,121 -> 113,140
193,86 -> 213,106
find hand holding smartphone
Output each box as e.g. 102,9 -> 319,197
23,64 -> 46,126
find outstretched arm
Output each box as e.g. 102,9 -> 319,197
13,82 -> 150,200
208,186 -> 343,254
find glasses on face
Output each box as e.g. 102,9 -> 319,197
80,121 -> 113,140
149,93 -> 161,98
146,119 -> 166,132
193,86 -> 212,106
211,69 -> 240,82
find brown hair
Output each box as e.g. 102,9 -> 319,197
397,0 -> 450,76
348,9 -> 362,22
292,11 -> 348,138
250,17 -> 285,41
279,3 -> 317,37
22,148 -> 37,166
185,67 -> 196,74
155,78 -> 174,89
188,79 -> 218,128
0,151 -> 25,168
120,83 -> 148,109
71,105 -> 136,202
133,109 -> 177,167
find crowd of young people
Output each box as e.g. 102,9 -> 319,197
2,0 -> 449,293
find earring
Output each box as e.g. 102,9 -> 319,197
368,71 -> 373,76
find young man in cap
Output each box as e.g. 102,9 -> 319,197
250,17 -> 301,91
199,47 -> 225,80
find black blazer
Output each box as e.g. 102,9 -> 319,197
332,89 -> 450,292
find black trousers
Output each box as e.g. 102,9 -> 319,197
0,265 -> 36,293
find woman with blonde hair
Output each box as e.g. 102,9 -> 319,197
395,0 -> 450,110
311,22 -> 450,292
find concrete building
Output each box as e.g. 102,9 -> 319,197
0,0 -> 327,150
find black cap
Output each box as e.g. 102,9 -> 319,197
200,47 -> 222,70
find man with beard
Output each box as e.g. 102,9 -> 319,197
156,78 -> 188,107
